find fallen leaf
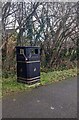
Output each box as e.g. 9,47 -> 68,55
60,106 -> 63,109
37,100 -> 40,103
50,106 -> 54,110
13,99 -> 16,102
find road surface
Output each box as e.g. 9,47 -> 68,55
2,77 -> 77,118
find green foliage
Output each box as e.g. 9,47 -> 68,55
2,70 -> 16,78
2,68 -> 77,96
2,76 -> 31,95
40,68 -> 77,85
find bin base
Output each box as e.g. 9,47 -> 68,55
17,77 -> 40,85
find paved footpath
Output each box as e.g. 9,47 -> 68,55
2,77 -> 77,118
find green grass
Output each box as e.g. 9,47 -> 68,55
40,68 -> 77,85
2,68 -> 77,96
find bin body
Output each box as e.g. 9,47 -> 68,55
16,46 -> 40,84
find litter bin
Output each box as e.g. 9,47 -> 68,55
16,46 -> 40,84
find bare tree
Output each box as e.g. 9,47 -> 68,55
2,2 -> 78,71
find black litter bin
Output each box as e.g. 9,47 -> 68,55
16,46 -> 40,84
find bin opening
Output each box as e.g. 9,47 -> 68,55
35,49 -> 38,54
31,48 -> 38,55
20,49 -> 24,54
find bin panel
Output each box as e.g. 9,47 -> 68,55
17,62 -> 27,78
26,62 -> 40,79
26,47 -> 40,61
16,47 -> 26,61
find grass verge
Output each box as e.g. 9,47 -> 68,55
2,68 -> 77,96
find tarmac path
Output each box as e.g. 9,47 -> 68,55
2,77 -> 77,118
